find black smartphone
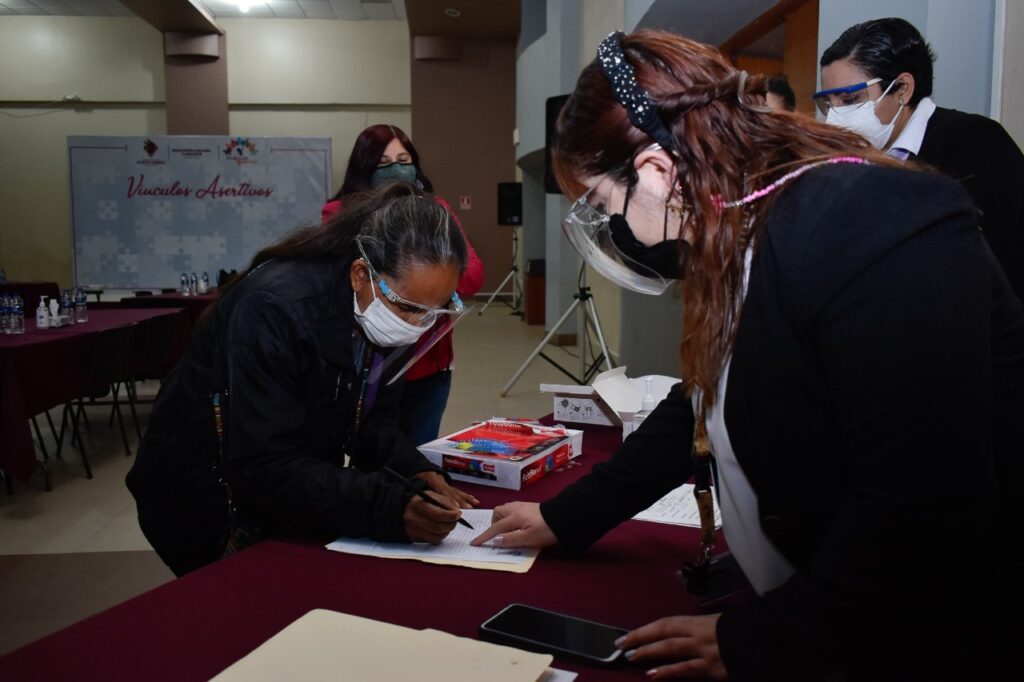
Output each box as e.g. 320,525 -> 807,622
480,603 -> 628,665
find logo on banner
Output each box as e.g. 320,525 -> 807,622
136,138 -> 165,165
223,137 -> 259,165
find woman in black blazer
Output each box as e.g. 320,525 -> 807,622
474,30 -> 1024,681
818,17 -> 1024,300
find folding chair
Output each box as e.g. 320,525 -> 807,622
56,325 -> 136,477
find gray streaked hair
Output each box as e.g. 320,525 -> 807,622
356,182 -> 468,280
224,182 -> 467,297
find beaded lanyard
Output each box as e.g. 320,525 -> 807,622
685,155 -> 869,592
714,156 -> 868,210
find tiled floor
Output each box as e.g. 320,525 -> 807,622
0,303 -> 588,654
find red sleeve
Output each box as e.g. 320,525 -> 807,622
321,199 -> 343,224
435,197 -> 485,297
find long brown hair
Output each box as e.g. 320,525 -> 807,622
553,30 -> 901,407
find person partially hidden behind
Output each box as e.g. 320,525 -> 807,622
474,29 -> 1023,681
819,17 -> 1024,300
127,184 -> 478,576
765,73 -> 796,113
323,124 -> 484,446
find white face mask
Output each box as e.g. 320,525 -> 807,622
825,80 -> 904,149
352,287 -> 432,348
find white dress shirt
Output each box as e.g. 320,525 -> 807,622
699,248 -> 796,596
887,96 -> 937,161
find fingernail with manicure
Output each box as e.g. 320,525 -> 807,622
614,636 -> 625,648
624,649 -> 637,660
492,535 -> 504,545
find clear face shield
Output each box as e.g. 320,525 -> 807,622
383,305 -> 473,386
561,186 -> 674,296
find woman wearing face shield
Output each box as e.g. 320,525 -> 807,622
323,124 -> 485,446
818,17 -> 1024,300
127,184 -> 479,577
473,29 -> 1024,681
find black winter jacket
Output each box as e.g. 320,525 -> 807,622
126,257 -> 441,576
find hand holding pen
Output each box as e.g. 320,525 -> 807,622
384,466 -> 474,544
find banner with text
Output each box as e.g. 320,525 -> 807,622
69,135 -> 332,289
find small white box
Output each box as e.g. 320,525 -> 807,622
417,420 -> 584,490
541,367 -> 680,440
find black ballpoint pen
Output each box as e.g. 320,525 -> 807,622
382,466 -> 474,529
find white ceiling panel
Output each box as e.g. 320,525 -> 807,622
296,0 -> 332,19
362,2 -> 393,21
0,0 -> 406,20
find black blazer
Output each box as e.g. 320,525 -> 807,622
917,106 -> 1024,300
541,164 -> 1024,681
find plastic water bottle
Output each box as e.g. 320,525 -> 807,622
12,294 -> 24,334
190,272 -> 199,296
200,271 -> 210,294
0,295 -> 10,334
62,289 -> 75,325
75,288 -> 88,323
180,272 -> 191,296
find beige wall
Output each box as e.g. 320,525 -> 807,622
1000,0 -> 1024,148
222,18 -> 410,105
225,17 -> 412,203
579,0 -> 625,357
0,16 -> 412,285
0,17 -> 166,285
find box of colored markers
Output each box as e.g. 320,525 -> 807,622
417,419 -> 584,490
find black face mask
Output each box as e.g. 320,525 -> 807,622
607,182 -> 689,280
609,215 -> 688,279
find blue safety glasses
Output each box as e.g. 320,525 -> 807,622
812,78 -> 883,115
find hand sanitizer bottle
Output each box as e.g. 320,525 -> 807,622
631,377 -> 657,433
49,296 -> 59,325
36,296 -> 49,330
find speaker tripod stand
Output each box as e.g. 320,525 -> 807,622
478,226 -> 524,316
500,267 -> 614,396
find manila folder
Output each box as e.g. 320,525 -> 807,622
210,608 -> 552,682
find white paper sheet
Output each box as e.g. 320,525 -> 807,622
326,509 -> 538,566
633,483 -> 722,528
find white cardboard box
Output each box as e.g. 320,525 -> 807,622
417,420 -> 584,490
540,367 -> 679,440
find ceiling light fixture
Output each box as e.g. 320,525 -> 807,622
235,0 -> 252,13
444,8 -> 461,18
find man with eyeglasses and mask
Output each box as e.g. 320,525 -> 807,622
818,17 -> 1024,300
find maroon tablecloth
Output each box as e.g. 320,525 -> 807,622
0,280 -> 60,319
120,290 -> 220,326
0,309 -> 191,483
0,425 -> 720,680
